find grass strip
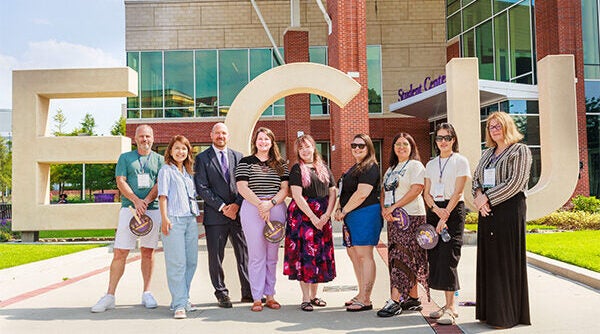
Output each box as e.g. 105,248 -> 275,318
39,229 -> 115,238
526,230 -> 600,273
464,224 -> 556,232
0,244 -> 106,269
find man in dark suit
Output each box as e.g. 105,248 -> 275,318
194,122 -> 252,308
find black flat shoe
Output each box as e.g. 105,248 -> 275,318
300,302 -> 313,312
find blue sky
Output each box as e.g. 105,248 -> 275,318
0,0 -> 126,135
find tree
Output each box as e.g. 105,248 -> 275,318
111,116 -> 126,136
53,108 -> 67,136
80,113 -> 96,135
0,137 -> 11,202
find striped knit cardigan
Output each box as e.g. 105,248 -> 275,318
472,143 -> 532,207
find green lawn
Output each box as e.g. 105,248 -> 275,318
526,230 -> 600,272
39,229 -> 115,238
464,223 -> 555,232
0,244 -> 106,269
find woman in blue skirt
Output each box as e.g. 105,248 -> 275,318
334,133 -> 382,312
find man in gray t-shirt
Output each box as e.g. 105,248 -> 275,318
91,124 -> 164,313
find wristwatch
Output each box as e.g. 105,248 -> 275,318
270,198 -> 277,205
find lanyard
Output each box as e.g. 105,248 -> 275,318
438,154 -> 453,183
137,152 -> 149,174
384,160 -> 410,204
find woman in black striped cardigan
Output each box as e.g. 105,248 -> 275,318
472,111 -> 532,329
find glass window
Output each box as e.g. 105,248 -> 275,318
509,1 -> 532,78
127,109 -> 140,119
127,52 -> 139,109
219,49 -> 248,116
164,51 -> 194,108
494,0 -> 521,13
310,47 -> 329,115
250,48 -> 272,80
586,81 -> 600,196
195,50 -> 218,117
476,20 -> 494,80
582,0 -> 600,79
462,29 -> 475,57
141,109 -> 163,118
316,142 -> 330,167
367,46 -> 383,114
463,0 -> 492,31
447,12 -> 462,40
529,147 -> 541,188
494,12 -> 510,81
140,52 -> 163,109
447,0 -> 461,15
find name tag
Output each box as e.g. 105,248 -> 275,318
137,173 -> 151,188
384,190 -> 394,207
483,168 -> 496,188
433,183 -> 445,202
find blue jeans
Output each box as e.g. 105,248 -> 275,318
161,215 -> 199,310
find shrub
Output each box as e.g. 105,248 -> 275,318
571,195 -> 600,213
465,211 -> 478,225
530,211 -> 600,230
0,219 -> 20,242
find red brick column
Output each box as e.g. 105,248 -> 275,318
535,0 -> 589,196
446,40 -> 460,63
283,28 -> 311,164
327,0 -> 369,178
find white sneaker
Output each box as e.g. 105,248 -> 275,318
174,308 -> 187,319
170,301 -> 197,312
141,292 -> 158,309
91,294 -> 115,313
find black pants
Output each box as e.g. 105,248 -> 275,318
205,221 -> 252,299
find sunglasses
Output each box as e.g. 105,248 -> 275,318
350,143 -> 366,149
435,135 -> 454,142
394,142 -> 410,147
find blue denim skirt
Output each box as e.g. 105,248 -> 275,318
343,203 -> 383,246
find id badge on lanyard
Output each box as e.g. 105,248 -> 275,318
433,182 -> 445,202
483,168 -> 496,188
137,173 -> 151,189
384,190 -> 394,207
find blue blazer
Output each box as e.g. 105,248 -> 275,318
194,147 -> 243,225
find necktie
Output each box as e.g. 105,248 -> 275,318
220,151 -> 229,182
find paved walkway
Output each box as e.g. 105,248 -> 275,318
1,225 -> 599,333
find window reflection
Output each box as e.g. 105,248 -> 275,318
127,46 -> 383,118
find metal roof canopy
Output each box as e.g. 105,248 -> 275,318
389,80 -> 539,119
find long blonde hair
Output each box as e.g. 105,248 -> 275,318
485,111 -> 524,147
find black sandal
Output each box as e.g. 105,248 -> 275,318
310,297 -> 327,307
300,301 -> 313,312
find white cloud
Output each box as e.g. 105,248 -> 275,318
1,40 -> 127,135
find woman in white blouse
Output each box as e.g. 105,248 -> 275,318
423,123 -> 470,325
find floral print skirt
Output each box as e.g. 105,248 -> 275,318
283,196 -> 336,283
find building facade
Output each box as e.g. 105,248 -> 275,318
124,0 -> 599,197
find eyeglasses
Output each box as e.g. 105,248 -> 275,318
488,124 -> 502,131
394,142 -> 410,147
435,135 -> 454,142
350,143 -> 366,149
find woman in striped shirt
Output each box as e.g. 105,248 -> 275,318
236,127 -> 289,312
158,135 -> 200,319
472,111 -> 532,328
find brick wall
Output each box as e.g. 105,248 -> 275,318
446,40 -> 460,62
327,0 -> 370,178
535,0 -> 589,196
283,28 -> 311,165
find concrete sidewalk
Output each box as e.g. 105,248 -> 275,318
1,225 -> 599,333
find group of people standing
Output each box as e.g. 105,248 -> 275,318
90,111 -> 532,329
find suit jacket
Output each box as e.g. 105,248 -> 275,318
194,147 -> 244,225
